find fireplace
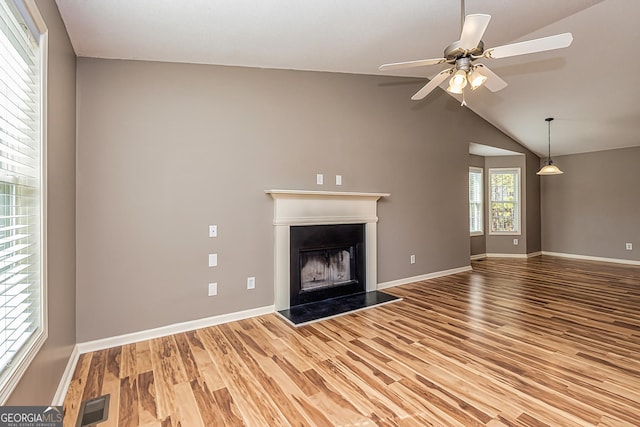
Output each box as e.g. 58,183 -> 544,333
265,189 -> 389,311
290,224 -> 365,307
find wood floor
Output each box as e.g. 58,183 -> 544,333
63,256 -> 640,426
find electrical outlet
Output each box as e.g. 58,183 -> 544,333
513,238 -> 519,245
208,283 -> 217,296
410,254 -> 416,264
209,225 -> 217,238
626,243 -> 633,250
208,253 -> 218,267
316,174 -> 324,185
247,276 -> 256,290
336,175 -> 342,185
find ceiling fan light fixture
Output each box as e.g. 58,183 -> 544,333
447,69 -> 468,93
468,68 -> 487,90
537,117 -> 564,175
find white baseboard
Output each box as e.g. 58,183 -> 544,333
486,253 -> 528,258
51,344 -> 79,406
473,252 -> 541,260
377,265 -> 472,290
542,251 -> 640,266
76,305 -> 275,354
53,305 -> 274,405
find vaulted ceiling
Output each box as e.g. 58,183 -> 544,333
55,0 -> 640,156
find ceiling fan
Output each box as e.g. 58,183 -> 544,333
379,0 -> 573,103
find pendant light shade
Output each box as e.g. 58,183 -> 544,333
537,117 -> 563,175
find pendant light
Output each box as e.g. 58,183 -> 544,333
537,117 -> 563,175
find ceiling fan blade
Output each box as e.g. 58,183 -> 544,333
411,69 -> 451,100
485,32 -> 573,59
459,14 -> 491,50
475,64 -> 507,92
379,58 -> 447,71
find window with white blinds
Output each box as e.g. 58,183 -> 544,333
469,167 -> 483,235
0,0 -> 45,401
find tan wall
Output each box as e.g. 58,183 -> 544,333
7,0 -> 77,404
541,146 -> 640,261
75,58 -> 539,342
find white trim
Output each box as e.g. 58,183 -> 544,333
76,305 -> 275,354
51,345 -> 79,406
265,189 -> 390,198
542,251 -> 640,266
485,252 -> 543,259
486,253 -> 528,258
469,167 -> 483,235
266,189 -> 389,310
488,167 -> 521,236
0,0 -> 48,405
377,266 -> 472,290
470,253 -> 487,260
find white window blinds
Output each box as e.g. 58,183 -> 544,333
469,167 -> 483,234
0,0 -> 43,399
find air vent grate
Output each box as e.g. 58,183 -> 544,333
76,394 -> 110,427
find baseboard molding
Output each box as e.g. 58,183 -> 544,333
377,265 -> 472,290
470,253 -> 487,260
76,305 -> 275,355
51,344 -> 79,406
542,251 -> 640,266
486,253 -> 528,259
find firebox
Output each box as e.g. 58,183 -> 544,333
290,223 -> 365,307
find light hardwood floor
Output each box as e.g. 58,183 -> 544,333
63,256 -> 640,426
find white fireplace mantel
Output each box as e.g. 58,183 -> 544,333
265,189 -> 390,310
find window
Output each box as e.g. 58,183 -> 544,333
0,1 -> 46,402
489,168 -> 520,234
469,167 -> 483,235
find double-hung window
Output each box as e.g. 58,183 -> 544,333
489,168 -> 520,235
0,0 -> 46,402
469,167 -> 483,235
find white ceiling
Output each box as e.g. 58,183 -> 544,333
54,0 -> 640,157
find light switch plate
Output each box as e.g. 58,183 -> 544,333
208,283 -> 217,296
316,174 -> 324,185
247,276 -> 256,289
208,253 -> 218,267
209,225 -> 217,237
336,175 -> 342,185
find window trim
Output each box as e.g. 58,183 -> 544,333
469,167 -> 483,236
488,167 -> 521,236
0,0 -> 48,404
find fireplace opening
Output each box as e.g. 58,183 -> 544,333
290,224 -> 365,307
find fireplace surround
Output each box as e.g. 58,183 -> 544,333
265,189 -> 389,311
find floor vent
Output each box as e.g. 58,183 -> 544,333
76,394 -> 110,427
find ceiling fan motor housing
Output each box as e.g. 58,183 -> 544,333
444,40 -> 484,61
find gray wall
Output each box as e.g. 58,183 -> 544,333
7,0 -> 77,404
541,146 -> 640,261
76,58 -> 538,342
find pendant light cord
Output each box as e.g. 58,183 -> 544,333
546,117 -> 554,163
